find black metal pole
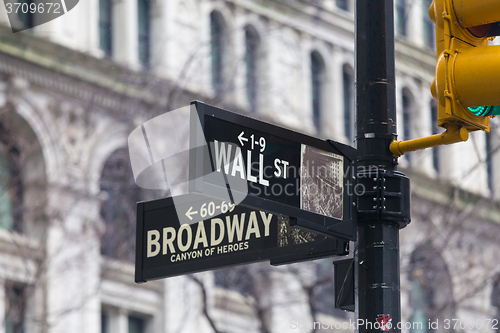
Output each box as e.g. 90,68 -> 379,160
355,1 -> 409,332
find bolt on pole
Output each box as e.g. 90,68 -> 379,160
355,0 -> 411,332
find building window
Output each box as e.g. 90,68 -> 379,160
128,315 -> 146,333
492,276 -> 500,321
100,149 -> 140,262
99,0 -> 113,57
138,0 -> 150,67
343,65 -> 355,144
402,89 -> 413,142
396,0 -> 407,37
245,25 -> 260,112
486,132 -> 494,195
431,101 -> 440,173
17,0 -> 35,30
423,0 -> 435,49
5,283 -> 25,333
101,311 -> 110,333
409,245 -> 456,333
0,125 -> 23,233
210,11 -> 225,95
0,152 -> 15,231
336,0 -> 349,11
311,51 -> 325,131
402,89 -> 413,162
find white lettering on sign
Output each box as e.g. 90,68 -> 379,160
226,213 -> 245,242
177,225 -> 192,252
147,230 -> 160,257
246,150 -> 258,183
261,211 -> 273,236
274,158 -> 290,179
185,201 -> 236,220
231,147 -> 245,179
146,210 -> 274,261
193,221 -> 208,249
211,218 -> 224,246
163,227 -> 176,255
213,140 -> 290,187
239,132 -> 267,152
214,141 -> 232,174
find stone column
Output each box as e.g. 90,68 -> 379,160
45,187 -> 101,333
150,0 -> 168,75
329,45 -> 346,143
0,278 -> 5,333
109,308 -> 128,333
233,7 -> 247,110
164,275 -> 209,333
113,0 -> 139,68
267,267 -> 313,333
87,0 -> 102,57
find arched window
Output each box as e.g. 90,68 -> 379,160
409,245 -> 456,332
210,11 -> 226,95
430,100 -> 440,173
99,0 -> 113,57
245,25 -> 260,112
423,0 -> 435,49
138,0 -> 151,67
100,148 -> 140,262
311,51 -> 325,131
343,64 -> 355,144
0,125 -> 23,233
396,0 -> 407,37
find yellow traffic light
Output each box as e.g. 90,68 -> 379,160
429,0 -> 500,132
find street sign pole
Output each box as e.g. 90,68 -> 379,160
355,1 -> 410,332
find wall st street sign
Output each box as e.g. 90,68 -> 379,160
135,195 -> 348,282
190,101 -> 357,241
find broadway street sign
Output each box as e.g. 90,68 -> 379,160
135,194 -> 348,282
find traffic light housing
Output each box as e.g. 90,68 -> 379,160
429,0 -> 500,132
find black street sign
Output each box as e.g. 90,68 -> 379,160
190,101 -> 357,241
135,194 -> 348,282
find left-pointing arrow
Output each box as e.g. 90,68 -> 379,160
185,206 -> 198,220
238,131 -> 248,146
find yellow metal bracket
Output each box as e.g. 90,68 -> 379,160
389,126 -> 469,158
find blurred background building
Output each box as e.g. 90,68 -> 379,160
0,0 -> 499,332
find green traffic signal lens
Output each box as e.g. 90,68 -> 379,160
469,106 -> 491,116
469,105 -> 500,117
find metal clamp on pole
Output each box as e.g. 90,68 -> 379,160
357,169 -> 411,229
389,126 -> 469,158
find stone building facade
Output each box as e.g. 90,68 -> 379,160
0,1 -> 499,333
